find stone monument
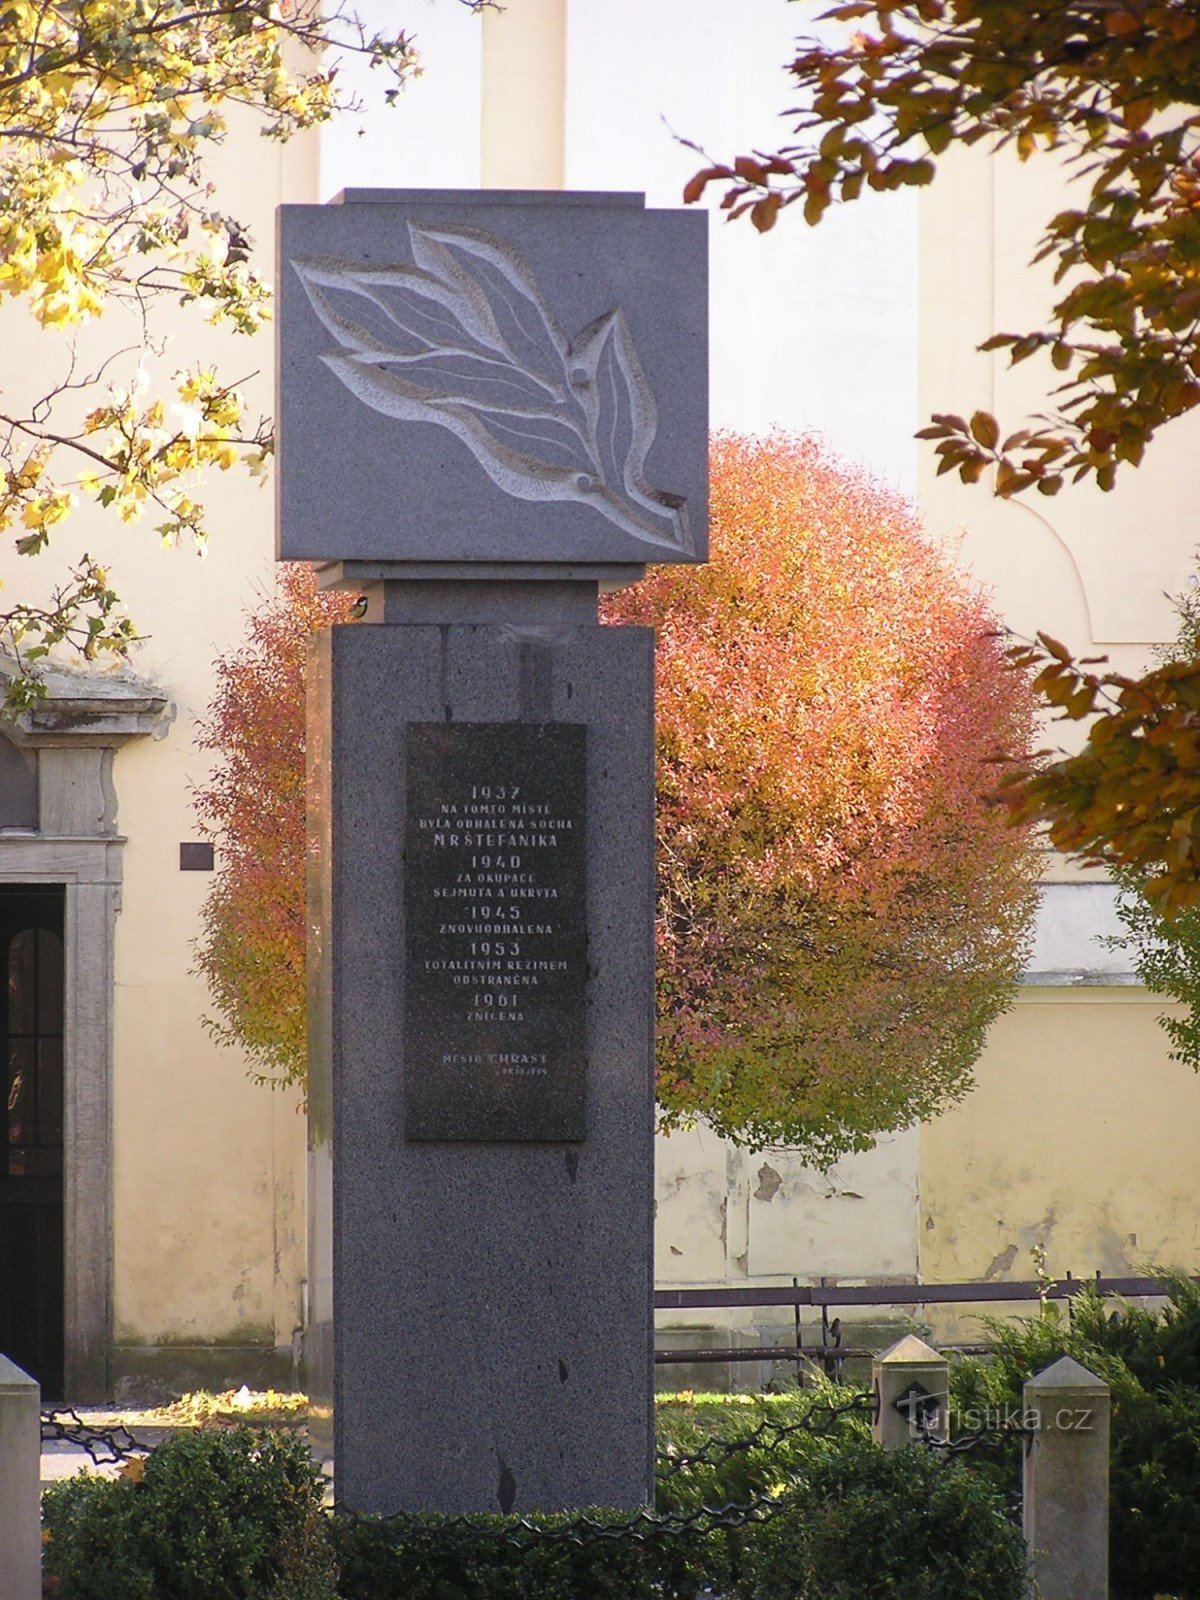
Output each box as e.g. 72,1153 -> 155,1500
279,189 -> 706,1514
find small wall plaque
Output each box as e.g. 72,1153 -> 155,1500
403,721 -> 587,1141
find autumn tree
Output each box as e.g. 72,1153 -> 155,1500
1111,866 -> 1200,1071
688,0 -> 1200,500
193,563 -> 356,1084
0,1 -> 464,698
1060,579 -> 1200,1067
197,434 -> 1039,1165
994,633 -> 1200,917
604,432 -> 1038,1162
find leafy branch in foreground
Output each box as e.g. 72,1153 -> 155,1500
1109,870 -> 1200,1072
0,0 -> 481,698
995,628 -> 1200,918
686,1 -> 1200,498
1014,575 -> 1200,1070
0,556 -> 137,702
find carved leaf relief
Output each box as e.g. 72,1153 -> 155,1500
291,223 -> 692,554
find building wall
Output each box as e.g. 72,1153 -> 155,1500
919,990 -> 1200,1343
914,135 -> 1200,1318
655,1127 -> 919,1358
110,121 -> 320,1390
0,110 -> 318,1393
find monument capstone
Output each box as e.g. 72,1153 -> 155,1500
278,188 -> 707,570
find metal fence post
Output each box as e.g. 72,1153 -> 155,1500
0,1355 -> 41,1600
1023,1355 -> 1110,1600
871,1334 -> 949,1449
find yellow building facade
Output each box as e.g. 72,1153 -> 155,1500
0,0 -> 1196,1399
915,142 -> 1200,1329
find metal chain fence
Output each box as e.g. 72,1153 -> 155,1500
337,1495 -> 782,1551
40,1408 -> 154,1466
42,1386 -> 1017,1549
654,1390 -> 874,1478
910,1408 -> 1031,1461
909,1407 -> 1027,1523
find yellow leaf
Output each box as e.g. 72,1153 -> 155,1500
970,410 -> 999,450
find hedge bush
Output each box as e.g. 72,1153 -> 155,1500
41,1403 -> 1028,1600
329,1508 -> 713,1600
330,1430 -> 1025,1600
654,1384 -> 872,1513
745,1436 -> 1028,1600
42,1427 -> 336,1600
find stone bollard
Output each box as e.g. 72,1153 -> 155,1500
872,1334 -> 949,1450
1023,1355 -> 1110,1600
0,1355 -> 41,1600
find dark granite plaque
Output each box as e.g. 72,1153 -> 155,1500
404,722 -> 588,1141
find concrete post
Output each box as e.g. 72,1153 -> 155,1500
872,1334 -> 949,1449
1023,1355 -> 1110,1600
0,1355 -> 41,1600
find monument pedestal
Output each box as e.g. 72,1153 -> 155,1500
306,611 -> 655,1513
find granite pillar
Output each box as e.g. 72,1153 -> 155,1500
871,1334 -> 949,1450
307,608 -> 656,1512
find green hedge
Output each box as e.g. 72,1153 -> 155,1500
654,1386 -> 872,1514
43,1423 -> 1028,1600
745,1439 -> 1027,1600
42,1427 -> 336,1600
329,1509 -> 713,1600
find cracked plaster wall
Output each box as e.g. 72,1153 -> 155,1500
919,991 -> 1200,1341
654,1124 -> 920,1342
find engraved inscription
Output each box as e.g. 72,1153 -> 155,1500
404,722 -> 587,1141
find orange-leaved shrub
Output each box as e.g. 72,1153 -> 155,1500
602,432 -> 1038,1163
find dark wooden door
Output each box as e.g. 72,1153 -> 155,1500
0,885 -> 65,1397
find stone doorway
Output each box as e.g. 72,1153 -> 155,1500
0,662 -> 169,1399
0,884 -> 66,1396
